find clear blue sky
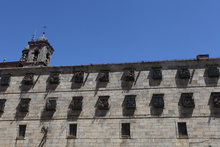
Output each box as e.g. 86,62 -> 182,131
0,0 -> 220,66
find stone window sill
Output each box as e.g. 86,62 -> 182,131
66,136 -> 77,139
16,137 -> 25,140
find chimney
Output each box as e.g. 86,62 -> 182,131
196,54 -> 209,60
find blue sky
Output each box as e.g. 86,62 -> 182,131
0,0 -> 220,66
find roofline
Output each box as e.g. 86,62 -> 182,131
0,57 -> 220,71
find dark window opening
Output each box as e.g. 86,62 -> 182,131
23,73 -> 34,85
178,66 -> 190,79
33,50 -> 39,61
0,99 -> 6,112
123,95 -> 136,109
18,125 -> 26,138
46,99 -> 57,111
178,122 -> 188,138
73,71 -> 84,83
179,93 -> 195,108
152,67 -> 162,80
70,97 -> 83,110
124,70 -> 135,81
1,74 -> 11,86
98,71 -> 109,82
211,92 -> 220,108
96,96 -> 109,110
151,94 -> 164,108
69,124 -> 77,137
46,53 -> 50,59
19,99 -> 31,112
49,72 -> 60,84
121,123 -> 130,138
207,65 -> 220,77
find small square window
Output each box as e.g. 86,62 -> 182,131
23,73 -> 34,85
178,122 -> 188,138
151,94 -> 164,108
73,71 -> 84,83
69,124 -> 77,138
0,99 -> 6,112
18,125 -> 26,138
70,97 -> 83,110
178,66 -> 190,79
211,92 -> 220,108
207,65 -> 220,78
151,67 -> 162,80
96,96 -> 109,110
46,99 -> 57,111
49,72 -> 60,84
123,95 -> 136,109
19,98 -> 31,112
124,70 -> 135,82
179,93 -> 195,108
98,71 -> 109,82
121,123 -> 130,138
0,74 -> 11,86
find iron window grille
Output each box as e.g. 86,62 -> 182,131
73,71 -> 84,83
49,72 -> 60,84
151,94 -> 164,108
179,93 -> 195,108
18,98 -> 31,112
178,66 -> 190,79
0,74 -> 11,86
23,73 -> 34,85
124,70 -> 135,82
70,97 -> 83,110
123,95 -> 136,109
46,99 -> 57,111
98,71 -> 109,82
96,96 -> 110,110
211,92 -> 220,108
207,65 -> 220,78
151,68 -> 162,80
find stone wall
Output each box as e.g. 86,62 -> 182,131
0,59 -> 220,147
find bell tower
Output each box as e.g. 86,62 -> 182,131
20,33 -> 54,66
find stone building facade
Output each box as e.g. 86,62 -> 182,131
0,37 -> 220,147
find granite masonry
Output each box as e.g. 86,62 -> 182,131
0,36 -> 220,147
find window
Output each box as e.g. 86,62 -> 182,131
19,98 -> 31,112
151,94 -> 164,108
179,93 -> 195,108
178,66 -> 190,79
49,72 -> 60,84
0,99 -> 6,112
211,92 -> 220,108
96,96 -> 109,110
18,125 -> 26,138
73,71 -> 84,83
207,65 -> 220,78
121,123 -> 130,138
151,67 -> 162,80
0,74 -> 11,86
123,95 -> 136,109
23,73 -> 34,85
70,97 -> 83,110
178,122 -> 188,138
69,124 -> 77,138
46,99 -> 57,111
98,71 -> 109,82
124,70 -> 135,81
